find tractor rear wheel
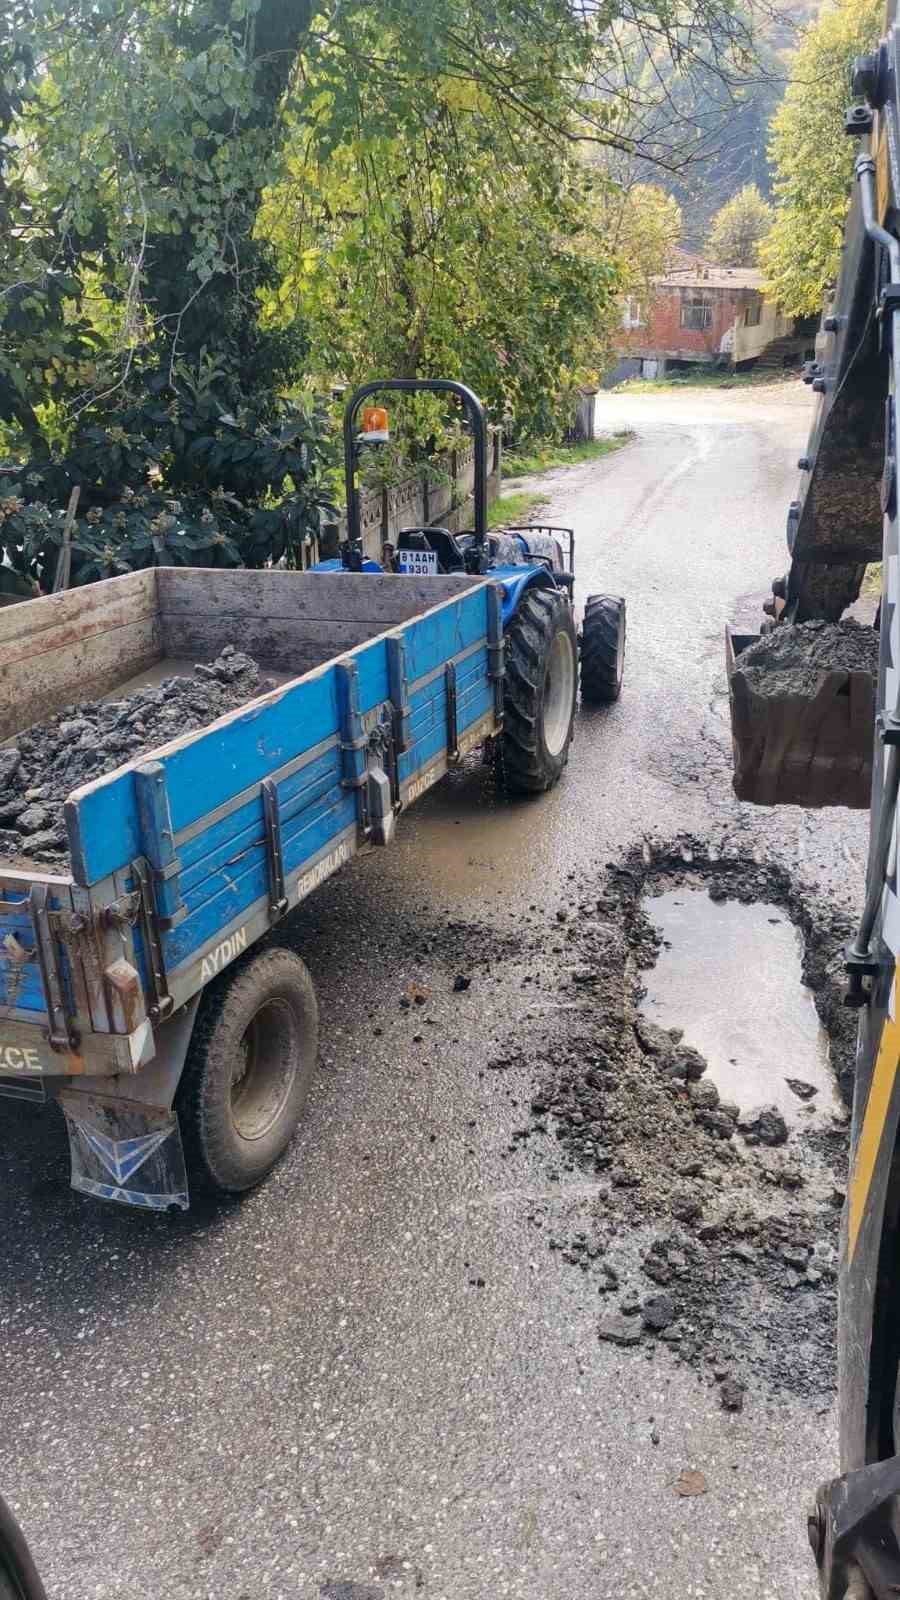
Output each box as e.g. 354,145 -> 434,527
580,594 -> 626,704
502,584 -> 577,793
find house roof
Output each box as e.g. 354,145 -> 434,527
656,249 -> 762,292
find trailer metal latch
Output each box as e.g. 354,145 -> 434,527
29,884 -> 80,1053
366,762 -> 395,846
103,891 -> 142,933
445,661 -> 459,762
368,713 -> 400,811
262,778 -> 289,921
810,1455 -> 900,1598
362,717 -> 397,845
131,857 -> 174,1024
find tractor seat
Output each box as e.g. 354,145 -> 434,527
396,527 -> 466,573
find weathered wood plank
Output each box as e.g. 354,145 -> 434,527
160,615 -> 387,673
0,569 -> 156,650
156,566 -> 481,625
0,615 -> 162,740
0,588 -> 160,674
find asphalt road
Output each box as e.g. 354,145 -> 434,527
0,380 -> 866,1599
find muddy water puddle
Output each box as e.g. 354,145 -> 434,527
400,760 -> 561,898
642,888 -> 837,1126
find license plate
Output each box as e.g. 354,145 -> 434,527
398,548 -> 438,576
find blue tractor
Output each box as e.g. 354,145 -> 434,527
315,378 -> 626,791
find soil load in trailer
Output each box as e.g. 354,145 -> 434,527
0,645 -> 270,870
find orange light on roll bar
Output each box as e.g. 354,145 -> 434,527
360,404 -> 390,443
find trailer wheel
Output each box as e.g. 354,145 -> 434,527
176,947 -> 318,1197
580,594 -> 626,704
502,584 -> 577,793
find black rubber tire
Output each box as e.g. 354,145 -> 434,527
501,584 -> 578,793
176,947 -> 318,1198
0,1496 -> 47,1600
580,594 -> 626,704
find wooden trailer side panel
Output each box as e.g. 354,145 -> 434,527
0,570 -> 160,740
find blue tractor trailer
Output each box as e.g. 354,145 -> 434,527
0,380 -> 625,1208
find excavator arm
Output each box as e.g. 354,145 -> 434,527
780,158 -> 885,625
732,17 -> 900,1597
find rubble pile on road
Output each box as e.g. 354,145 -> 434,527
510,839 -> 851,1406
0,646 -> 265,867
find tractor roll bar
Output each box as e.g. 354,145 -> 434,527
343,379 -> 488,557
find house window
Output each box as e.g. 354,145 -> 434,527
680,292 -> 713,331
622,295 -> 644,328
744,298 -> 762,327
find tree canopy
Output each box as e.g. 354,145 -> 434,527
593,178 -> 682,303
622,18 -> 782,249
0,0 -> 768,587
759,0 -> 883,316
706,183 -> 774,266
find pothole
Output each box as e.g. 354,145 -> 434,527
513,838 -> 854,1400
642,888 -> 837,1130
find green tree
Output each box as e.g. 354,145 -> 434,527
706,184 -> 774,266
595,180 -> 682,307
760,0 -> 883,316
262,69 -> 622,442
1,0 -> 334,585
624,20 -> 782,246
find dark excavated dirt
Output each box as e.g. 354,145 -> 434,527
738,618 -> 879,698
497,838 -> 854,1404
0,646 -> 266,869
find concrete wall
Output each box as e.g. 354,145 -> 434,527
602,357 -> 642,389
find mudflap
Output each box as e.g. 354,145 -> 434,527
59,1092 -> 189,1210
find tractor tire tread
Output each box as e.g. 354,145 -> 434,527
581,594 -> 626,704
502,585 -> 577,793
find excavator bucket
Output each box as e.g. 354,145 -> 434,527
726,626 -> 874,808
